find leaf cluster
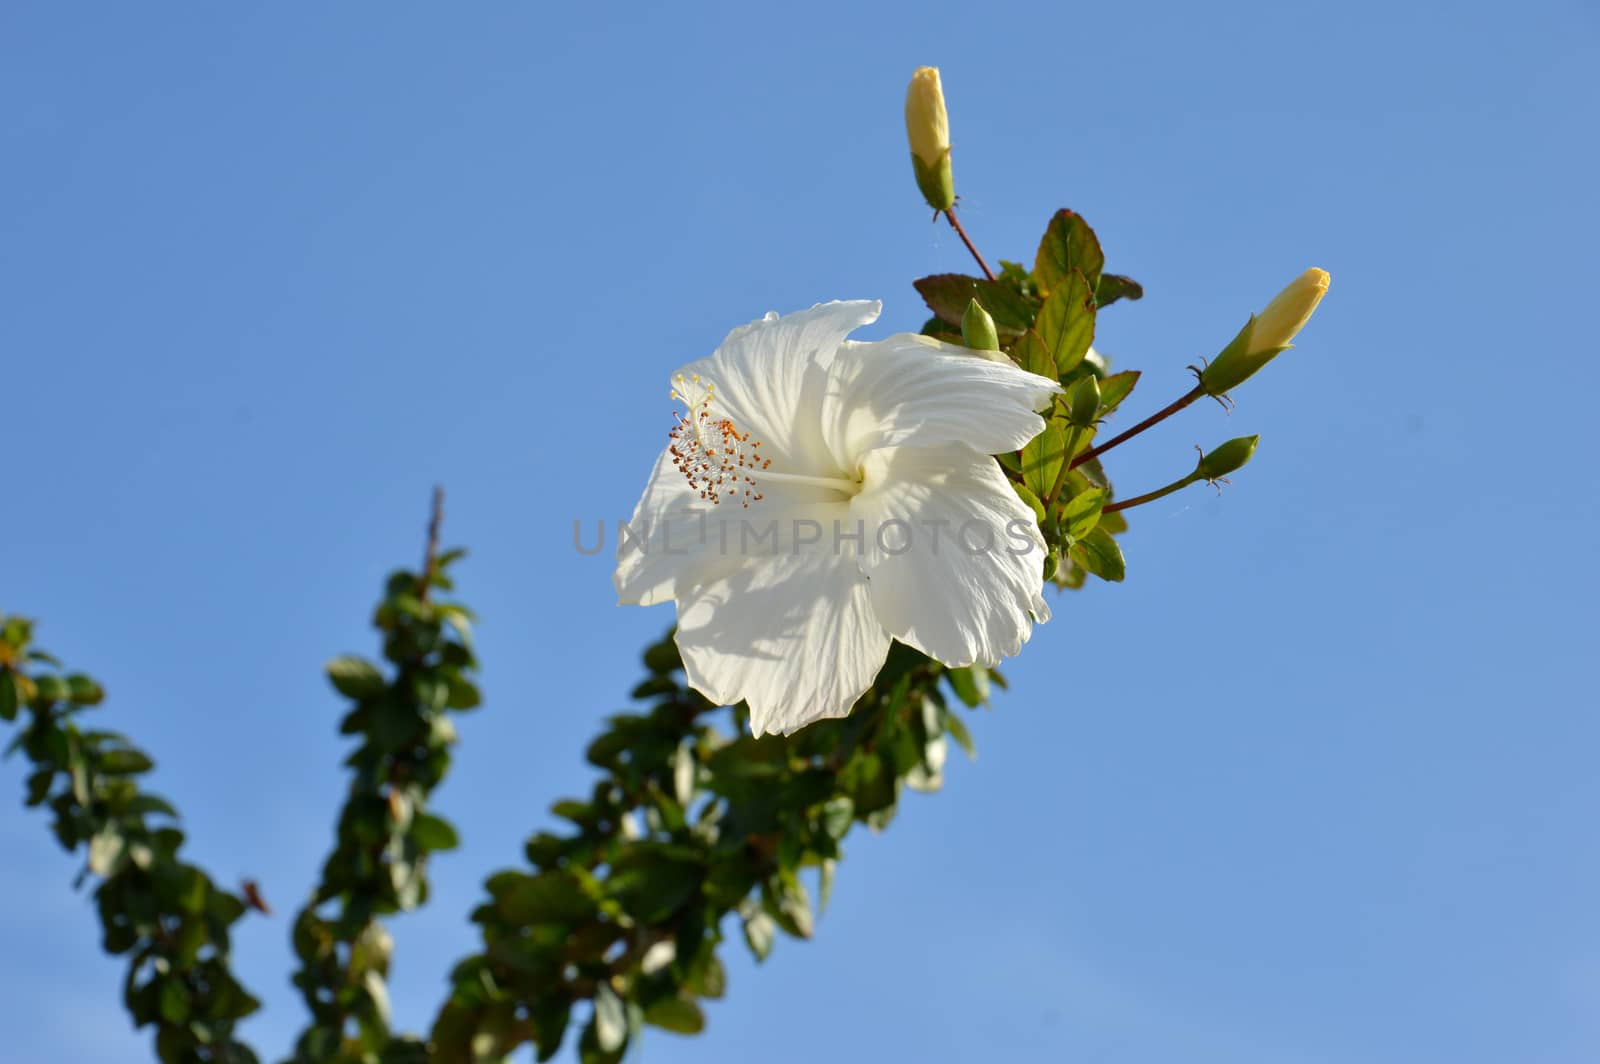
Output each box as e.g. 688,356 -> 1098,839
1,613 -> 261,1063
286,549 -> 479,1064
428,634 -> 994,1062
916,209 -> 1142,588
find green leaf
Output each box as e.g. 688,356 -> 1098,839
913,274 -> 1036,337
412,813 -> 460,851
65,674 -> 105,706
1034,271 -> 1096,378
495,871 -> 598,925
158,978 -> 191,1025
941,708 -> 977,759
819,795 -> 854,840
767,875 -> 814,939
819,858 -> 837,913
327,656 -> 386,700
1061,489 -> 1107,542
100,748 -> 154,775
532,997 -> 573,1062
1034,210 -> 1105,295
644,997 -> 705,1035
1010,480 -> 1045,524
672,743 -> 695,807
593,985 -> 627,1053
642,638 -> 681,674
1012,329 -> 1055,380
1022,421 -> 1067,502
1069,526 -> 1126,582
444,673 -> 480,711
741,906 -> 776,961
33,675 -> 68,704
1097,370 -> 1141,413
946,666 -> 991,708
88,827 -> 125,876
0,671 -> 20,721
1096,272 -> 1144,306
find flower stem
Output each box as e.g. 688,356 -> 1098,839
943,208 -> 996,282
1070,383 -> 1205,471
419,486 -> 444,603
1042,426 -> 1085,511
1103,473 -> 1200,514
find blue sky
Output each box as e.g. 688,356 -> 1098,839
3,1 -> 1598,1060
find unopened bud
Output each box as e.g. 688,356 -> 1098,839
961,298 -> 1000,351
1201,268 -> 1330,395
1195,435 -> 1259,481
1066,375 -> 1100,428
905,67 -> 955,211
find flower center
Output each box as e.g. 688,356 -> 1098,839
667,374 -> 860,506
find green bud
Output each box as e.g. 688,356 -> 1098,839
961,299 -> 1000,351
1195,435 -> 1260,481
1065,375 -> 1100,428
1200,268 -> 1329,396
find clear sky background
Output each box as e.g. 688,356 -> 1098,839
4,2 -> 1598,1061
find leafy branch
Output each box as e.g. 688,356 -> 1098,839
1,613 -> 262,1063
286,490 -> 480,1063
428,632 -> 987,1061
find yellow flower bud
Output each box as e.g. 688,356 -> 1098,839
1200,267 -> 1331,396
1249,268 -> 1330,354
905,66 -> 955,211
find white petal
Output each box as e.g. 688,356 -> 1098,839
675,544 -> 891,737
614,445 -> 725,606
675,301 -> 881,472
850,444 -> 1050,668
822,334 -> 1061,464
614,449 -> 849,605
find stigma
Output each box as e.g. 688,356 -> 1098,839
668,374 -> 769,507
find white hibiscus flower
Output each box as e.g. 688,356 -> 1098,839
615,300 -> 1060,736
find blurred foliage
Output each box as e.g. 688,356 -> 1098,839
428,630 -> 991,1062
1,613 -> 261,1063
287,497 -> 479,1063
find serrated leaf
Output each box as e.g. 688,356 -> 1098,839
327,657 -> 386,700
1021,421 -> 1068,502
914,274 -> 1035,336
1010,481 -> 1045,523
1012,329 -> 1056,380
1035,271 -> 1096,377
1062,489 -> 1107,541
1035,210 -> 1105,295
1069,526 -> 1126,582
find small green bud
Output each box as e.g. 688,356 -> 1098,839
905,67 -> 955,211
1065,375 -> 1100,428
1200,268 -> 1330,396
960,298 -> 1000,351
1195,434 -> 1260,481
